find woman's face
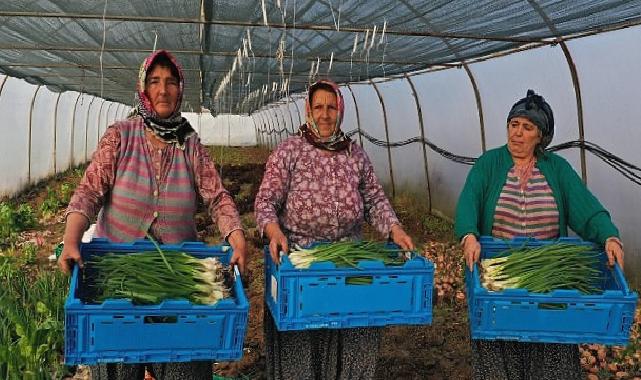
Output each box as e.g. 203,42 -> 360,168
310,89 -> 338,138
145,65 -> 179,119
507,116 -> 541,160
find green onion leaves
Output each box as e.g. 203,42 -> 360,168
480,243 -> 603,294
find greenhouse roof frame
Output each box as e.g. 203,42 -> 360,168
0,1 -> 640,114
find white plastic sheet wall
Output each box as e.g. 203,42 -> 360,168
254,25 -> 641,283
184,113 -> 257,146
0,78 -> 130,198
410,68 -> 482,218
0,76 -> 33,196
568,27 -> 641,279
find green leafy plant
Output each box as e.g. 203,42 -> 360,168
59,183 -> 73,206
21,242 -> 38,265
0,202 -> 37,247
14,204 -> 37,231
0,256 -> 69,379
40,187 -> 61,219
72,167 -> 84,180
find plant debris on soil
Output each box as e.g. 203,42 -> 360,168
2,146 -> 641,379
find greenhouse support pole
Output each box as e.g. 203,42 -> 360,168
250,114 -> 260,146
369,80 -> 396,199
260,112 -> 268,147
527,0 -> 587,183
276,106 -> 285,142
256,111 -> 266,148
274,106 -> 286,141
345,84 -> 364,148
271,106 -> 282,142
258,110 -> 268,148
259,110 -> 269,148
278,105 -> 291,136
27,85 -> 43,184
394,0 -> 486,153
96,100 -> 107,148
53,91 -> 63,174
103,102 -> 115,142
84,97 -> 97,162
259,110 -> 273,149
285,102 -> 295,134
462,66 -> 487,153
405,74 -> 432,213
266,108 -> 277,148
70,93 -> 82,166
289,96 -> 303,127
0,75 -> 7,94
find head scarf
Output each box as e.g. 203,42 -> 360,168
134,50 -> 195,149
507,89 -> 555,151
299,79 -> 351,152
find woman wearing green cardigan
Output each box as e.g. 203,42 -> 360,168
455,90 -> 624,380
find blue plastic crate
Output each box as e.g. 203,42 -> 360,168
264,243 -> 434,331
64,238 -> 249,365
465,236 -> 638,345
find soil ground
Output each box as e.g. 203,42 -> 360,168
3,145 -> 641,380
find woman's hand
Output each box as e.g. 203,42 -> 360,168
265,222 -> 288,265
605,237 -> 624,270
58,212 -> 89,274
390,224 -> 415,251
58,243 -> 83,274
462,234 -> 481,271
228,229 -> 248,274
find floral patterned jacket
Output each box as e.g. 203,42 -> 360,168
254,135 -> 399,246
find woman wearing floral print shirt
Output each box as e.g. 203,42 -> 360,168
255,80 -> 414,380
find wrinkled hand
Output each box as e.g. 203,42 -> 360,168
605,237 -> 624,270
390,224 -> 415,251
463,234 -> 481,271
228,229 -> 248,274
58,243 -> 83,275
265,223 -> 288,265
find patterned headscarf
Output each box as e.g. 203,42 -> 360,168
134,50 -> 195,149
299,79 -> 351,152
507,89 -> 555,151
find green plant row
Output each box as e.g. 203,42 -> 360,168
0,257 -> 69,379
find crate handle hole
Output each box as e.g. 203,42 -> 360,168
346,276 -> 373,285
143,316 -> 178,324
538,303 -> 567,310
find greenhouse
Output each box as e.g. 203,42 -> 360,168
2,1 -> 641,379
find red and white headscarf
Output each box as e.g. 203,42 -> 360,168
299,79 -> 351,152
134,50 -> 194,149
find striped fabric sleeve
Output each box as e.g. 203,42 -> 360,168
65,126 -> 120,222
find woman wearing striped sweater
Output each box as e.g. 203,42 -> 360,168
455,89 -> 624,380
58,50 -> 247,380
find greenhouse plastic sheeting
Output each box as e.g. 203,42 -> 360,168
1,1 -> 640,114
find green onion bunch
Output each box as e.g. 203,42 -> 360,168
86,251 -> 231,305
480,243 -> 603,294
287,240 -> 407,269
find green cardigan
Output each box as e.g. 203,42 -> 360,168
454,145 -> 619,245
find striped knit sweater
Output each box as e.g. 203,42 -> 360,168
492,166 -> 559,240
455,145 -> 619,245
95,119 -> 198,243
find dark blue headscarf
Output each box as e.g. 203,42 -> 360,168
507,89 -> 555,151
